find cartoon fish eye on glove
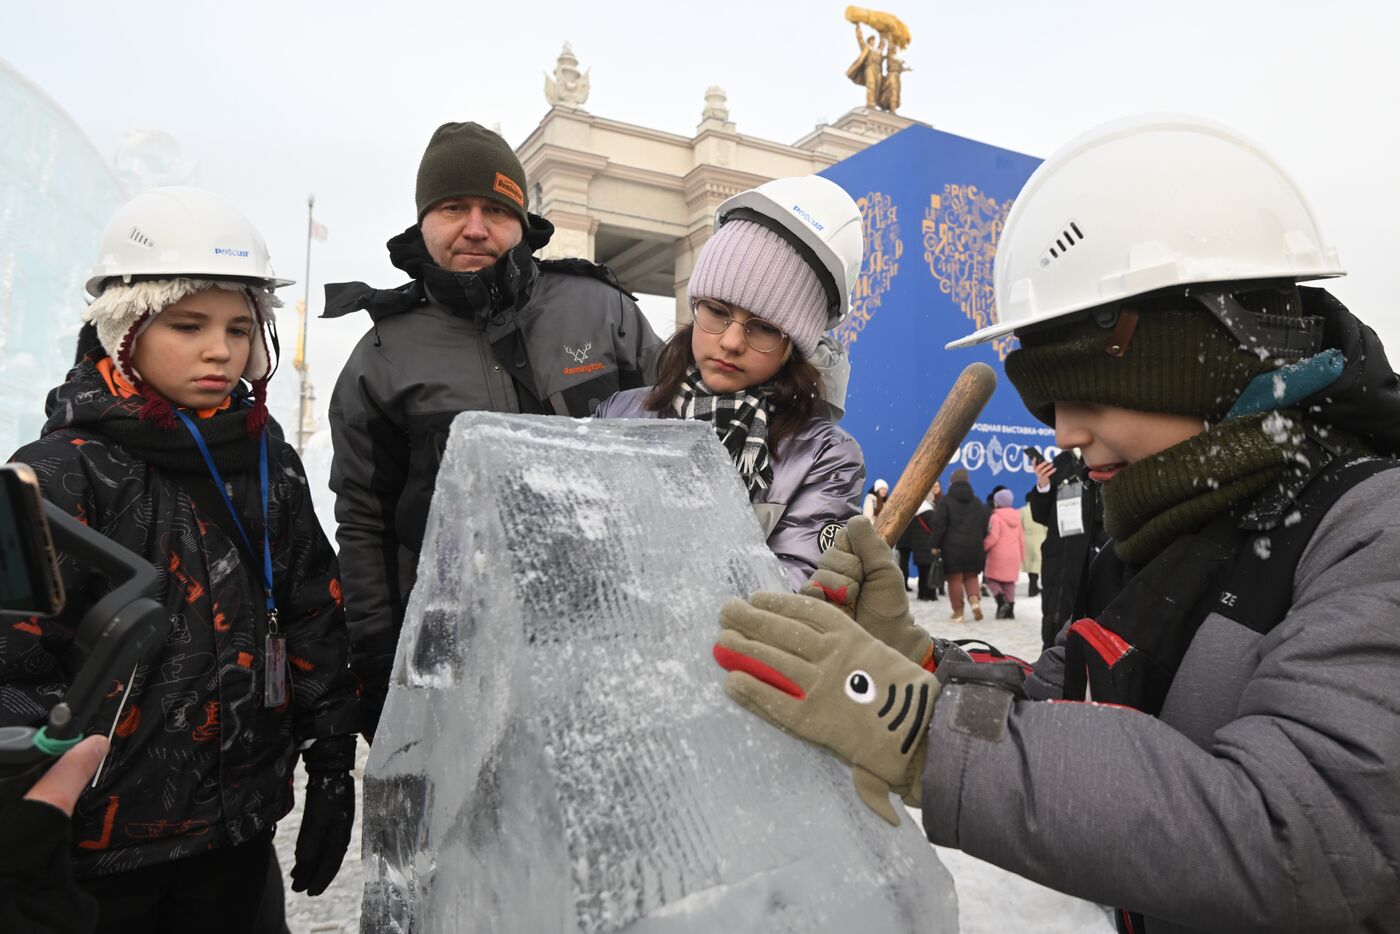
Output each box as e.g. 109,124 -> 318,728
714,590 -> 938,826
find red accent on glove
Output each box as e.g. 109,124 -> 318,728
815,582 -> 849,605
713,644 -> 806,700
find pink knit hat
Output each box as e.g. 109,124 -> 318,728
688,219 -> 828,358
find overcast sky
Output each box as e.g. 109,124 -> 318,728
5,0 -> 1397,429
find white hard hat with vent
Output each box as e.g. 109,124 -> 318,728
716,175 -> 864,330
947,114 -> 1344,349
86,186 -> 293,298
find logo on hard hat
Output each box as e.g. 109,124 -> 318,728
213,247 -> 250,257
790,204 -> 825,232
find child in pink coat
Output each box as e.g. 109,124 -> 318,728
983,487 -> 1025,618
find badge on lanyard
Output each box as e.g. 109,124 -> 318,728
264,609 -> 287,706
1057,480 -> 1086,537
175,411 -> 286,708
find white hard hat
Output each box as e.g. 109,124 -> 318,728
947,114 -> 1344,349
716,175 -> 864,330
86,186 -> 293,297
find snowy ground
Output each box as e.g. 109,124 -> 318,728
275,577 -> 1112,934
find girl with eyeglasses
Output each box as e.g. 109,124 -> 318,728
597,176 -> 868,588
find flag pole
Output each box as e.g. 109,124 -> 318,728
295,194 -> 315,456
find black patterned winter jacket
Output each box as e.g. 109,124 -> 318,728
1,360 -> 356,877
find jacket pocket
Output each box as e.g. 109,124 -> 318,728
555,370 -> 622,416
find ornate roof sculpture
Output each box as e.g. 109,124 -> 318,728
544,42 -> 590,110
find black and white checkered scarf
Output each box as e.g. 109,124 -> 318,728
673,365 -> 774,497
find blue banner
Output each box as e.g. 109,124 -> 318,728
820,125 -> 1054,506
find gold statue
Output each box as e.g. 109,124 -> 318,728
879,54 -> 908,112
844,6 -> 912,114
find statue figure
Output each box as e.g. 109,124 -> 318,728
843,6 -> 912,114
846,24 -> 884,109
544,42 -> 590,110
878,55 -> 910,112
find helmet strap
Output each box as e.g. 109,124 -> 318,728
1092,306 -> 1141,358
1191,288 -> 1324,360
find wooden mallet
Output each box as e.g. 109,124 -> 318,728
873,362 -> 998,546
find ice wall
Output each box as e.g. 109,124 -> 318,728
0,60 -> 126,453
360,412 -> 957,933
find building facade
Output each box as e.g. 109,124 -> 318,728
516,93 -> 916,326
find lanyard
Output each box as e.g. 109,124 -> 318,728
174,410 -> 287,706
173,411 -> 276,626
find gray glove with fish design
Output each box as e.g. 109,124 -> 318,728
715,590 -> 937,826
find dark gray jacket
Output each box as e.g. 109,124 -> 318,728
922,470 -> 1400,932
595,387 -> 864,588
326,226 -> 660,709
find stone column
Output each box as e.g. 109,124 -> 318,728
530,157 -> 604,261
672,229 -> 709,328
542,209 -> 598,262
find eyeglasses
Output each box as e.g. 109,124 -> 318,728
692,301 -> 789,353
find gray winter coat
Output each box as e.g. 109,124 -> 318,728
594,387 -> 864,589
922,469 -> 1400,933
327,234 -> 660,682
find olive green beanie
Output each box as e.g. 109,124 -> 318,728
1004,288 -> 1301,426
415,122 -> 529,226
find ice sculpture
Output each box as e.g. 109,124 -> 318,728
361,412 -> 958,933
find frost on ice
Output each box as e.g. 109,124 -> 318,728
360,413 -> 958,933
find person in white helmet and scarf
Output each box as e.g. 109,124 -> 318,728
597,175 -> 868,589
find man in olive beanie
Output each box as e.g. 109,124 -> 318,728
325,120 -> 661,741
415,121 -> 529,227
410,122 -> 532,275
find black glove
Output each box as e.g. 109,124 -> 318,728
350,632 -> 397,744
291,735 -> 356,896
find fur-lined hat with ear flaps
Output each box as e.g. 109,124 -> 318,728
84,278 -> 281,433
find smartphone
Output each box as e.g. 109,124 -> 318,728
1024,446 -> 1044,465
0,464 -> 65,616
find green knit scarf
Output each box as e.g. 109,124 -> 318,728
1104,411 -> 1306,564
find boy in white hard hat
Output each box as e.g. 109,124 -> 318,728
715,115 -> 1400,934
3,188 -> 358,930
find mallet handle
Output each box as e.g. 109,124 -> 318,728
874,362 -> 998,546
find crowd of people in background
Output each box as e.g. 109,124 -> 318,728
880,460 -> 1095,627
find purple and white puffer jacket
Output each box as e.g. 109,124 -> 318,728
594,387 -> 865,589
